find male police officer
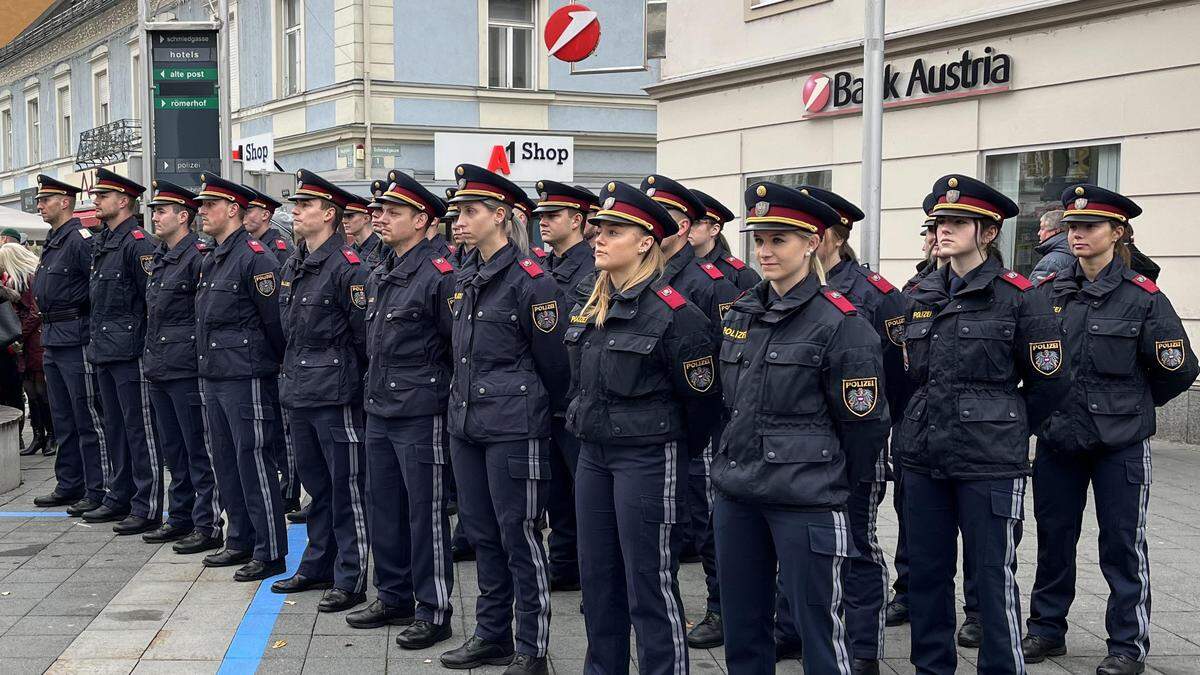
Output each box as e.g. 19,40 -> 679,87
269,170 -> 371,613
31,176 -> 108,515
81,169 -> 163,534
349,172 -> 458,648
690,189 -> 761,291
142,181 -> 223,552
194,174 -> 288,581
346,193 -> 388,269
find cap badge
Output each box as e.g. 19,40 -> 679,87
389,170 -> 399,181
1075,198 -> 1088,210
607,182 -> 616,192
295,170 -> 302,179
539,191 -> 547,200
646,176 -> 656,185
756,185 -> 767,198
603,196 -> 616,210
645,188 -> 656,197
536,182 -> 544,190
456,166 -> 464,176
1075,186 -> 1085,196
457,178 -> 466,188
841,217 -> 849,225
946,189 -> 960,204
754,201 -> 770,217
800,188 -> 809,195
948,177 -> 959,188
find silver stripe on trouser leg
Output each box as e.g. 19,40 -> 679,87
521,438 -> 551,656
342,405 -> 370,593
1002,477 -> 1025,674
81,346 -> 110,490
431,414 -> 450,624
831,510 -> 853,675
1133,438 -> 1152,661
196,378 -> 222,537
658,440 -> 686,675
249,378 -> 279,560
136,359 -> 163,515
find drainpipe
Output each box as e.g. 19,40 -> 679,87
361,0 -> 372,180
860,0 -> 885,271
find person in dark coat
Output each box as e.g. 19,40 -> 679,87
0,242 -> 53,456
689,188 -> 761,291
1030,210 -> 1073,286
1022,186 -> 1199,675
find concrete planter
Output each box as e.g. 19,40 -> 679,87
0,406 -> 21,494
1154,383 -> 1200,447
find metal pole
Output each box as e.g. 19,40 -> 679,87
860,0 -> 885,270
361,0 -> 373,180
218,0 -> 232,177
138,0 -> 151,225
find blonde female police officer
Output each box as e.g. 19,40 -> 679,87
896,174 -> 1069,675
713,181 -> 890,674
1021,185 -> 1198,675
565,180 -> 721,675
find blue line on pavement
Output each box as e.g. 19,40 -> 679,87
217,524 -> 307,674
0,511 -> 69,517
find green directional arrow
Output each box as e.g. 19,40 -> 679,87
155,96 -> 218,110
154,67 -> 218,82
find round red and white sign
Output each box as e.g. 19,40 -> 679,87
803,72 -> 832,113
545,3 -> 601,63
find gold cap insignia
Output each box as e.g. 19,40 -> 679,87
948,177 -> 959,188
536,181 -> 544,190
646,176 -> 656,185
756,185 -> 767,198
1075,186 -> 1085,196
456,166 -> 464,176
607,182 -> 616,192
800,188 -> 809,195
841,217 -> 849,225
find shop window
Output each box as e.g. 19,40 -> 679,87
93,70 -> 110,127
985,144 -> 1120,277
57,85 -> 71,157
280,0 -> 304,97
26,96 -> 40,165
646,0 -> 666,59
488,0 -> 534,90
741,168 -> 833,268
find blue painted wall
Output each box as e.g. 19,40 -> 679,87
239,0 -> 275,108
276,145 -> 337,173
305,0 -> 336,90
548,105 -> 655,135
305,100 -> 336,132
393,0 -> 478,86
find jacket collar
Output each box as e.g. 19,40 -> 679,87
214,227 -> 249,261
300,232 -> 348,271
601,274 -> 660,322
46,217 -> 83,249
355,231 -> 382,256
1058,257 -> 1125,299
736,273 -> 821,323
470,241 -> 517,287
663,242 -> 697,283
100,215 -> 138,249
161,232 -> 199,264
379,238 -> 432,285
549,240 -> 590,275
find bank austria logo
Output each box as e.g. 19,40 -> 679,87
803,47 -> 1012,116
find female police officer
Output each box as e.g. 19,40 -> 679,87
440,164 -> 569,675
897,175 -> 1069,675
564,180 -> 720,675
713,181 -> 890,674
1022,186 -> 1198,675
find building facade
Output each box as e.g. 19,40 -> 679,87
0,0 -> 662,206
648,0 -> 1200,440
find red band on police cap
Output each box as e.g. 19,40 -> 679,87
383,185 -> 431,212
649,191 -> 696,218
456,181 -> 513,204
1064,201 -> 1128,221
746,205 -> 826,235
595,200 -> 665,240
933,194 -> 1002,220
198,185 -> 248,207
540,194 -> 591,211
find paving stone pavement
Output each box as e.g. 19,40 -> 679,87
3,438 -> 1200,673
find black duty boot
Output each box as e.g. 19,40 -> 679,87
957,615 -> 982,648
19,431 -> 45,456
852,658 -> 881,675
1096,654 -> 1145,675
503,653 -> 548,675
318,588 -> 366,613
1022,634 -> 1066,663
113,515 -> 163,536
81,504 -> 129,522
234,558 -> 286,582
203,548 -> 253,567
396,620 -> 453,650
65,498 -> 102,517
884,598 -> 909,626
173,532 -> 223,555
34,490 -> 84,508
346,599 -> 414,628
286,502 -> 310,523
271,574 -> 334,594
440,636 -> 515,669
142,522 -> 193,543
686,610 -> 723,648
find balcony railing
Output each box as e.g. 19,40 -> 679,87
75,118 -> 142,171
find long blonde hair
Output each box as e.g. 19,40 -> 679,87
580,243 -> 666,327
0,242 -> 40,293
481,198 -> 530,255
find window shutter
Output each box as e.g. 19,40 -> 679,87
229,5 -> 240,110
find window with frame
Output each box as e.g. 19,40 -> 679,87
488,0 -> 534,90
985,143 -> 1120,277
57,85 -> 71,157
93,70 -> 110,127
281,0 -> 303,96
741,169 -> 833,269
27,97 -> 40,165
646,0 -> 666,59
1,107 -> 11,170
130,50 -> 142,120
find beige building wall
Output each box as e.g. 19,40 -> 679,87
650,0 -> 1200,340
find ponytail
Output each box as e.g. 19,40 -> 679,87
829,224 -> 858,263
1115,220 -> 1133,267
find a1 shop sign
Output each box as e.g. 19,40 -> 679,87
433,132 -> 574,183
803,47 -> 1013,116
234,132 -> 275,171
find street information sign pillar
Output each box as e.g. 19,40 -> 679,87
148,29 -> 221,189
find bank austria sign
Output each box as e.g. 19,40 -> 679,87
802,47 -> 1012,117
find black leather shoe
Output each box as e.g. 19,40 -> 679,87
173,532 -> 223,555
234,558 -> 286,582
271,574 -> 334,594
318,588 -> 366,613
440,636 -> 515,669
34,490 -> 84,508
282,497 -> 301,514
957,615 -> 982,648
686,610 -> 723,648
550,576 -> 581,592
884,599 -> 910,626
1097,654 -> 1145,675
203,548 -> 253,567
397,619 -> 453,650
286,503 -> 310,523
852,658 -> 881,675
82,504 -> 131,523
346,599 -> 414,628
65,498 -> 102,517
775,640 -> 803,662
142,522 -> 193,543
1022,635 -> 1066,663
19,435 -> 45,456
114,516 -> 163,536
504,653 -> 548,675
452,544 -> 476,562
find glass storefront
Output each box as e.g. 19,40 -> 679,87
986,144 -> 1120,276
742,168 -> 833,268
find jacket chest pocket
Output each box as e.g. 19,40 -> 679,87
295,292 -> 338,342
761,342 -> 823,414
204,279 -> 243,319
380,304 -> 426,364
718,338 -> 746,401
903,320 -> 932,378
1086,318 -> 1141,376
602,331 -> 662,398
957,394 -> 1025,461
154,280 -> 196,321
93,269 -> 131,310
471,306 -> 523,363
957,318 -> 1015,381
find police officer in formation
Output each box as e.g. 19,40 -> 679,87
193,175 -> 289,581
1021,186 -> 1197,675
346,192 -> 389,269
688,189 -> 761,291
565,180 -> 720,674
141,181 -> 223,552
82,169 -> 163,533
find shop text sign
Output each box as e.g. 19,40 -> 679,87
803,47 -> 1012,117
434,132 -> 574,183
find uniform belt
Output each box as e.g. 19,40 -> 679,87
41,307 -> 82,323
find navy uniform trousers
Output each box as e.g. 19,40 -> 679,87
149,377 -> 222,538
275,398 -> 301,503
96,359 -> 163,519
1026,439 -> 1152,662
576,441 -> 689,675
42,345 -> 108,502
451,436 -> 551,658
546,418 -> 580,584
202,376 -> 288,562
715,499 -> 855,675
290,404 -> 370,593
365,413 -> 454,623
905,473 -> 1026,675
688,437 -> 720,616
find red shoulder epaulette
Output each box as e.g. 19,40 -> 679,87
864,271 -> 896,293
1041,272 -> 1057,283
655,285 -> 687,310
195,242 -> 209,253
1128,273 -> 1160,294
275,239 -> 288,251
342,248 -> 361,264
723,255 -> 747,271
247,240 -> 265,254
998,270 -> 1032,291
698,261 -> 725,280
821,288 -> 857,314
131,229 -> 145,240
531,246 -> 548,259
448,244 -> 457,254
518,258 -> 544,277
431,257 -> 454,274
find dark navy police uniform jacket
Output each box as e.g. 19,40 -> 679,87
258,227 -> 294,266
87,216 -> 158,364
144,232 -> 207,382
33,217 -> 95,347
